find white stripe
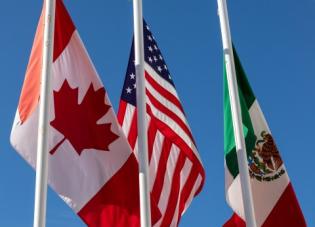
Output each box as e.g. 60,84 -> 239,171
170,200 -> 180,227
180,159 -> 193,193
182,174 -> 202,214
121,104 -> 135,136
146,81 -> 189,129
133,140 -> 139,161
227,100 -> 291,225
146,98 -> 199,160
149,131 -> 164,190
145,63 -> 178,98
170,201 -> 179,227
155,144 -> 180,226
224,160 -> 234,192
249,100 -> 271,135
226,175 -> 245,220
169,158 -> 193,226
227,168 -> 290,226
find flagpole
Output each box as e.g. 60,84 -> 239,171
33,0 -> 56,227
217,0 -> 257,226
132,0 -> 152,226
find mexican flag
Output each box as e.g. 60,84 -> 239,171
223,48 -> 306,227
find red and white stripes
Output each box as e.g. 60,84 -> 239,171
118,62 -> 205,227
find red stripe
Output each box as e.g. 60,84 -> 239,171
160,153 -> 186,227
78,154 -> 161,227
262,183 -> 306,227
177,167 -> 199,223
117,101 -> 127,126
53,0 -> 76,61
146,89 -> 195,145
151,138 -> 172,203
127,111 -> 138,150
147,106 -> 205,193
148,120 -> 158,162
145,71 -> 185,114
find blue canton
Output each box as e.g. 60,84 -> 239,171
121,20 -> 175,106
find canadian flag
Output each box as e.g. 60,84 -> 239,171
10,1 -> 159,226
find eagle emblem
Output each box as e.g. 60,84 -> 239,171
249,131 -> 285,182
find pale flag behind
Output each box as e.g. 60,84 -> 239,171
117,20 -> 205,227
223,48 -> 306,226
10,1 -> 159,226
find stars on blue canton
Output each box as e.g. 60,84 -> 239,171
126,87 -> 132,94
121,43 -> 137,106
130,73 -> 136,80
143,20 -> 175,87
121,20 -> 175,106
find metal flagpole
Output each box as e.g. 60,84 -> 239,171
217,0 -> 257,226
132,0 -> 152,226
33,0 -> 56,227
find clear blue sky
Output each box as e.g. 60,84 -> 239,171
0,0 -> 314,226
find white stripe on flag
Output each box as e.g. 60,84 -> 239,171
182,174 -> 202,214
156,144 -> 180,223
145,63 -> 178,98
169,158 -> 193,226
147,98 -> 197,153
146,81 -> 187,125
122,104 -> 135,135
149,131 -> 164,190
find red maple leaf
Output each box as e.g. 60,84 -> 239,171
50,80 -> 119,156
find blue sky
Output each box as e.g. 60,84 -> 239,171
0,0 -> 314,226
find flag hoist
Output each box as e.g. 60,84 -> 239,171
217,0 -> 257,226
132,0 -> 152,226
33,0 -> 55,227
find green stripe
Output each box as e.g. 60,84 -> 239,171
233,49 -> 256,108
224,47 -> 257,178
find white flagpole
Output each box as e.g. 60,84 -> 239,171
33,0 -> 56,227
217,0 -> 257,226
132,0 -> 152,226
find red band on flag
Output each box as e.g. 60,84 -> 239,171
78,154 -> 161,227
262,183 -> 306,227
53,0 -> 75,61
224,184 -> 306,227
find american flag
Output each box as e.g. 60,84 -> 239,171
117,20 -> 205,227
